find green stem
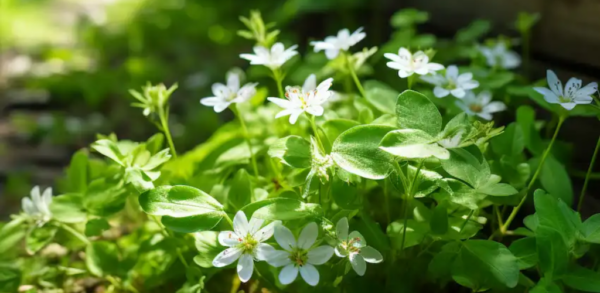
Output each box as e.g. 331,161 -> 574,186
59,223 -> 90,245
407,75 -> 415,90
459,210 -> 475,233
159,108 -> 177,158
223,213 -> 234,229
272,68 -> 285,99
578,135 -> 600,212
400,160 -> 424,252
344,52 -> 366,98
502,116 -> 565,233
384,178 -> 391,224
150,216 -> 189,268
309,115 -> 325,152
234,105 -> 259,177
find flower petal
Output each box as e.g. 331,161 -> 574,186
299,263 -> 319,286
237,254 -> 254,283
445,65 -> 458,80
213,102 -> 231,113
275,224 -> 297,251
547,70 -> 563,97
483,101 -> 507,113
227,72 -> 240,92
233,211 -> 249,237
218,231 -> 242,247
22,197 -> 35,215
298,222 -> 318,249
433,86 -> 450,98
576,82 -> 598,98
534,87 -> 560,103
279,264 -> 299,285
254,220 -> 279,242
427,63 -> 445,72
450,88 -> 466,98
336,217 -> 349,240
289,110 -> 303,124
212,247 -> 242,267
307,245 -> 334,265
349,231 -> 366,248
255,243 -> 276,261
266,250 -> 292,267
564,77 -> 582,98
268,97 -> 292,109
478,91 -> 492,105
360,246 -> 383,263
303,74 -> 317,92
334,246 -> 347,257
350,253 -> 367,276
305,105 -> 324,116
248,218 -> 264,235
200,97 -> 223,106
325,49 -> 340,60
560,103 -> 577,110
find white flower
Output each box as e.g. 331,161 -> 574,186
240,42 -> 298,69
200,71 -> 257,113
455,91 -> 506,120
384,48 -> 444,78
22,186 -> 52,225
266,223 -> 334,286
421,65 -> 479,98
437,131 -> 464,149
334,218 -> 383,276
213,211 -> 279,283
311,27 -> 366,59
533,70 -> 597,110
267,78 -> 334,124
478,43 -> 521,69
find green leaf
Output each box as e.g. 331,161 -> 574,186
243,198 -> 321,221
268,135 -> 311,169
162,214 -> 223,234
491,123 -> 524,156
517,106 -> 544,155
536,226 -> 569,279
396,90 -> 442,137
193,231 -> 221,268
429,242 -> 460,282
26,224 -> 58,254
452,240 -> 520,289
50,193 -> 87,223
91,139 -> 124,166
430,204 -> 449,235
145,133 -> 165,154
86,241 -> 120,277
139,185 -> 224,218
509,237 -> 538,269
322,119 -> 360,143
531,277 -> 563,293
441,147 -> 490,188
455,20 -> 491,43
532,156 -> 573,205
65,150 -> 89,194
380,129 -> 449,159
562,265 -> 600,292
331,176 -> 361,210
533,189 -> 580,247
332,125 -> 396,180
364,80 -> 399,114
391,8 -> 429,28
387,219 -> 430,249
582,214 -> 600,244
0,218 -> 26,254
355,212 -> 391,253
124,167 -> 155,193
0,266 -> 20,293
84,179 -> 127,217
435,179 -> 486,210
85,219 -> 111,237
227,169 -> 252,211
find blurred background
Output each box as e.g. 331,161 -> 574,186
2,0 -> 600,219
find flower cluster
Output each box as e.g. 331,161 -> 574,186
213,212 -> 382,286
21,186 -> 53,226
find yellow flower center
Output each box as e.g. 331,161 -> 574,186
469,104 -> 483,113
290,248 -> 309,267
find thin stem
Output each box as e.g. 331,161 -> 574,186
309,115 -> 325,151
234,105 -> 259,177
223,213 -> 234,229
502,116 -> 565,233
578,135 -> 600,212
59,223 -> 90,245
459,210 -> 475,233
384,178 -> 391,224
344,52 -> 366,98
150,216 -> 189,268
400,160 -> 424,252
272,68 -> 285,99
407,75 -> 415,90
159,109 -> 177,158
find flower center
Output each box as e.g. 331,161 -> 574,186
239,234 -> 258,254
341,237 -> 362,254
289,248 -> 309,267
559,96 -> 572,103
469,104 -> 483,113
226,92 -> 238,102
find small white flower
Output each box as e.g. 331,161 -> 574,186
213,211 -> 279,283
334,218 -> 383,276
533,70 -> 597,110
266,222 -> 334,286
455,91 -> 506,120
478,43 -> 521,69
267,78 -> 334,124
311,27 -> 366,59
200,71 -> 257,113
421,65 -> 479,98
240,42 -> 298,70
22,186 -> 52,225
437,131 -> 464,149
384,48 -> 444,78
